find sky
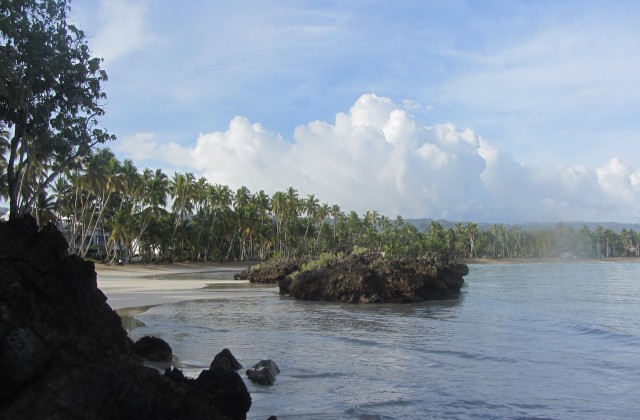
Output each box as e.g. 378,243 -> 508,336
68,0 -> 640,223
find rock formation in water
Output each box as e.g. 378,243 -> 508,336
0,215 -> 251,419
234,257 -> 309,283
211,348 -> 243,371
275,252 -> 468,303
134,335 -> 173,363
246,359 -> 281,385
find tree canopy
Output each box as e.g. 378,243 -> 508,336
0,0 -> 113,220
37,148 -> 640,263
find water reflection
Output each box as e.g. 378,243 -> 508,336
129,262 -> 640,419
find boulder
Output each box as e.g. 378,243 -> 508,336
211,348 -> 243,371
134,336 -> 173,362
279,252 -> 468,303
246,359 -> 280,385
0,215 -> 251,419
194,367 -> 252,419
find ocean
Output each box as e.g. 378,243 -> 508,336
128,262 -> 640,419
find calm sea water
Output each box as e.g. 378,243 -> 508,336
129,262 -> 640,419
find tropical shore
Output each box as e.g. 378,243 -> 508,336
97,261 -> 254,311
98,257 -> 640,311
460,256 -> 640,264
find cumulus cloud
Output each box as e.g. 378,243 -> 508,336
75,0 -> 155,64
117,94 -> 640,223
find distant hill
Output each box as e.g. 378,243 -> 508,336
405,219 -> 640,233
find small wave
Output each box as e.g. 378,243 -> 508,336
332,335 -> 383,348
422,348 -> 519,364
344,399 -> 413,419
288,371 -> 347,379
567,323 -> 640,345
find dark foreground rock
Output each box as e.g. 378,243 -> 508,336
234,258 -> 309,283
211,348 -> 243,371
279,252 -> 468,303
246,360 -> 281,385
0,215 -> 251,419
134,335 -> 173,362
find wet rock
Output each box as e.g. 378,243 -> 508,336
211,348 -> 243,371
134,336 -> 173,362
0,215 -> 252,419
234,258 -> 309,283
194,367 -> 252,419
246,360 -> 280,385
279,252 -> 468,303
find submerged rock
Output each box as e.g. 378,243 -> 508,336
279,252 -> 468,303
0,215 -> 251,419
246,360 -> 281,385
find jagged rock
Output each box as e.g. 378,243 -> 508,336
134,336 -> 173,362
0,215 -> 251,419
234,258 -> 309,283
246,360 -> 280,385
211,348 -> 243,371
194,367 -> 253,419
279,252 -> 468,303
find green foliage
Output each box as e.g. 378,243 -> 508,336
350,245 -> 369,256
290,252 -> 345,279
249,262 -> 263,272
20,144 -> 640,263
0,0 -> 113,219
302,252 -> 343,271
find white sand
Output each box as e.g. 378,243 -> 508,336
96,262 -> 253,310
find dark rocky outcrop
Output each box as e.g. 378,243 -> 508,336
211,348 -> 243,371
0,215 -> 251,419
134,335 -> 173,362
278,252 -> 468,303
234,258 -> 309,283
246,360 -> 281,385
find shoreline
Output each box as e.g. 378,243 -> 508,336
458,256 -> 640,264
98,257 -> 640,319
97,261 -> 255,311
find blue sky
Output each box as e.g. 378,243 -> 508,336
69,0 -> 640,223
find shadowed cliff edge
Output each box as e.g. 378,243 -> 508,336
0,215 -> 251,419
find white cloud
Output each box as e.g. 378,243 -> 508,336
116,94 -> 640,223
79,0 -> 155,64
116,132 -> 192,171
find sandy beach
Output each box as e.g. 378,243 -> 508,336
98,257 -> 640,312
97,261 -> 254,311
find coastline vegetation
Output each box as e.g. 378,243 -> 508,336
2,1 -> 638,265
3,147 -> 639,263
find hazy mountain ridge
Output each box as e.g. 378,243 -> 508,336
406,219 -> 640,233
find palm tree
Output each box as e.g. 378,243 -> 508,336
253,190 -> 272,259
271,191 -> 286,254
466,222 -> 479,259
329,204 -> 342,246
313,203 -> 330,255
169,172 -> 196,258
0,124 -> 9,200
132,168 -> 169,259
302,194 -> 319,248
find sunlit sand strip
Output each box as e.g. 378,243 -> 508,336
96,262 -> 258,310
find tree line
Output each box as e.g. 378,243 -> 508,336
2,0 -> 639,264
3,147 -> 638,263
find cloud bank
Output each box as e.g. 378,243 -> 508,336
118,94 -> 640,223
